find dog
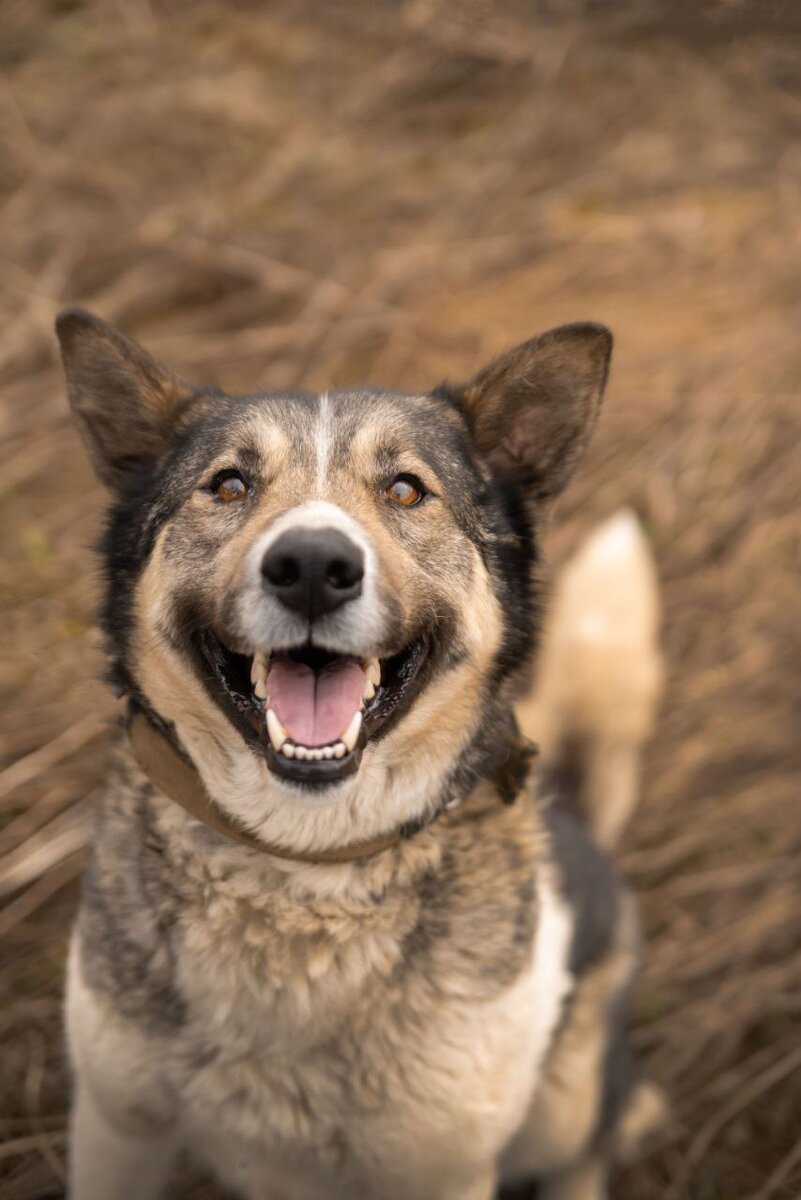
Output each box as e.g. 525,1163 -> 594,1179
56,308 -> 663,1200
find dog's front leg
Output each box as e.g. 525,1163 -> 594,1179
66,941 -> 180,1200
69,1081 -> 178,1200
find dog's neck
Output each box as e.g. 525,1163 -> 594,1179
126,700 -> 537,867
133,767 -> 547,1026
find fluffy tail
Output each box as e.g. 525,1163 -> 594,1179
517,510 -> 662,850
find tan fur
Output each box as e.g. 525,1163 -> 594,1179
612,1080 -> 668,1164
518,510 -> 662,849
131,405 -> 505,859
502,890 -> 640,1183
69,772 -> 571,1200
56,313 -> 660,1200
538,1156 -> 608,1200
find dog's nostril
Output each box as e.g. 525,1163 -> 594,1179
264,554 -> 300,590
326,556 -> 363,591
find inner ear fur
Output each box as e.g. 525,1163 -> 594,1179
457,322 -> 613,503
56,308 -> 194,492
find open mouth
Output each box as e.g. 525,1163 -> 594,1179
194,632 -> 431,788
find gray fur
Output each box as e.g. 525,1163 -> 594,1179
543,800 -> 621,977
56,311 -> 658,1200
78,752 -> 187,1033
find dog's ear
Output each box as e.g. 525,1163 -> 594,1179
56,308 -> 194,492
453,323 -> 612,504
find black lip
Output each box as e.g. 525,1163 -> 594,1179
266,740 -> 363,786
362,636 -> 429,740
192,629 -> 432,790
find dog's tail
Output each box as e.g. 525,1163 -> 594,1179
517,510 -> 662,850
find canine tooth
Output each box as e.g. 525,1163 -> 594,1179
341,711 -> 362,753
362,679 -> 375,703
266,709 -> 289,752
321,746 -> 334,759
364,657 -> 381,689
250,651 -> 269,685
251,652 -> 269,700
333,742 -> 346,759
281,743 -> 296,759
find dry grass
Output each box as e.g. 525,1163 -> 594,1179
1,1 -> 800,1196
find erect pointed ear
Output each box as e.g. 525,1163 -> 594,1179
55,308 -> 194,492
454,323 -> 612,503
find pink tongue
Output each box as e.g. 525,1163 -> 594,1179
268,659 -> 365,747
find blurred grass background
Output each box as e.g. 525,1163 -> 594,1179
1,1 -> 800,1197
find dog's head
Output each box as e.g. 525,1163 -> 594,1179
57,309 -> 610,854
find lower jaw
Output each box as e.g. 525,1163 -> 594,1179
264,739 -> 364,788
193,630 -> 433,792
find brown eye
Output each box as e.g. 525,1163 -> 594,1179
213,472 -> 249,503
384,475 -> 425,507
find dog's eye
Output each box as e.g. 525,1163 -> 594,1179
384,475 -> 425,508
212,471 -> 250,503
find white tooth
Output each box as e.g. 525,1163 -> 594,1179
362,679 -> 375,703
294,745 -> 307,760
322,746 -> 334,759
310,749 -> 324,761
341,711 -> 362,753
281,743 -> 296,759
266,709 -> 289,752
333,742 -> 346,759
364,657 -> 381,689
250,651 -> 269,685
251,652 -> 269,700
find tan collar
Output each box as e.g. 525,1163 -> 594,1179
127,707 -> 537,866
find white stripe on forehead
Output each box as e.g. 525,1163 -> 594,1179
316,391 -> 331,494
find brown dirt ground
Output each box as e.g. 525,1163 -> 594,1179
1,1 -> 800,1197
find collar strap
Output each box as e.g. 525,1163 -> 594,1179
127,707 -> 537,866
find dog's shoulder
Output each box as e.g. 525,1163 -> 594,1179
397,785 -> 545,997
76,744 -> 188,1033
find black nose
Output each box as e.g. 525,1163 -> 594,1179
261,528 -> 364,622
